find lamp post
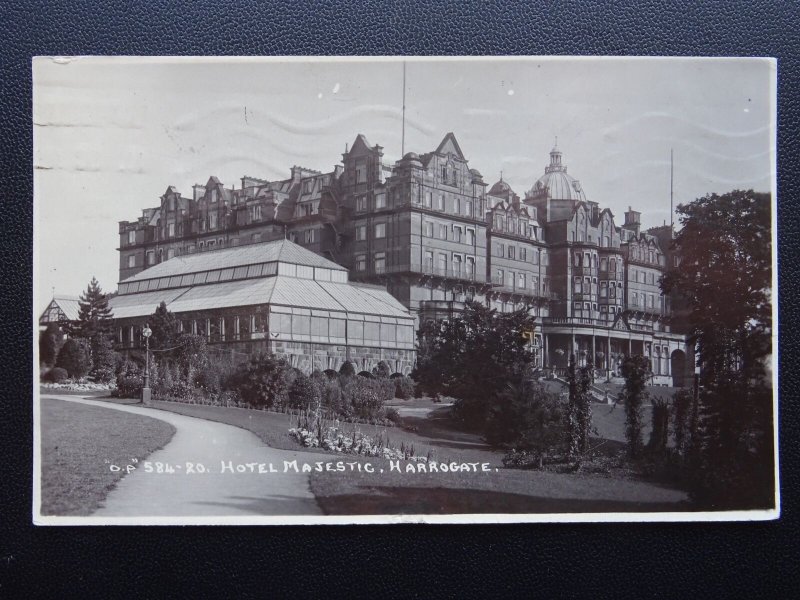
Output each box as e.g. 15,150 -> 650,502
141,324 -> 152,405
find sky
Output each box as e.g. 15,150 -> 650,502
33,56 -> 775,312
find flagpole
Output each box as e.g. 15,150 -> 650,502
401,61 -> 406,156
670,148 -> 674,235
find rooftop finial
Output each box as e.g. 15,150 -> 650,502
555,135 -> 558,148
500,170 -> 503,182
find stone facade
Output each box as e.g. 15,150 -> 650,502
117,133 -> 691,385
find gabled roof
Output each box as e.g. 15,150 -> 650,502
119,238 -> 346,284
348,133 -> 373,156
109,274 -> 412,320
40,295 -> 81,322
434,132 -> 466,160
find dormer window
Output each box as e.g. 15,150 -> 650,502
304,179 -> 313,194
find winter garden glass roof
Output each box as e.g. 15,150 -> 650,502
109,239 -> 412,322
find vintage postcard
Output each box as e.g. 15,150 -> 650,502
33,56 -> 778,524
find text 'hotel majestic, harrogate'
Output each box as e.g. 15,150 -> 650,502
116,132 -> 690,386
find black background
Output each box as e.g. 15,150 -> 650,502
1,1 -> 797,596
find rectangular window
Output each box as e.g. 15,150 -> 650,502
364,322 -> 380,344
128,230 -> 136,244
453,226 -> 462,243
424,191 -> 432,207
425,251 -> 434,271
508,246 -> 515,260
127,254 -> 136,268
439,224 -> 447,240
374,223 -> 386,238
520,248 -> 526,261
355,254 -> 366,271
465,200 -> 472,216
452,255 -> 463,276
438,253 -> 448,273
498,243 -> 505,257
355,164 -> 366,184
311,316 -> 328,338
574,276 -> 581,293
168,223 -> 175,237
437,194 -> 445,211
375,193 -> 386,209
356,196 -> 368,212
454,198 -> 460,214
356,225 -> 367,241
146,251 -> 154,265
466,228 -> 475,246
374,252 -> 386,272
466,256 -> 475,277
497,269 -> 504,284
304,229 -> 316,244
518,273 -> 525,289
424,222 -> 434,237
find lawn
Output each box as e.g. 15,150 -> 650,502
109,396 -> 689,515
39,397 -> 176,516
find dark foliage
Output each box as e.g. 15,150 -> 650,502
648,399 -> 670,455
55,338 -> 92,379
621,354 -> 651,459
43,367 -> 68,383
486,380 -> 564,454
338,361 -> 356,377
566,354 -> 593,457
393,375 -> 416,399
413,301 -> 537,428
373,360 -> 391,379
148,301 -> 180,350
39,323 -> 63,367
232,352 -> 292,409
662,190 -> 774,509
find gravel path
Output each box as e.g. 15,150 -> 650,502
46,396 -> 323,518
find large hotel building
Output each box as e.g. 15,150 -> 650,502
110,132 -> 690,384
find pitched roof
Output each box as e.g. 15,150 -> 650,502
434,132 -> 466,160
109,275 -> 411,320
120,239 -> 346,284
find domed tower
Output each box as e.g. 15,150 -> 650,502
525,140 -> 588,222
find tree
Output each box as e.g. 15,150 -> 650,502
39,323 -> 63,366
71,277 -> 114,340
620,355 -> 651,459
566,354 -> 593,458
149,301 -> 180,350
661,189 -> 773,508
412,302 -> 537,429
55,338 -> 92,379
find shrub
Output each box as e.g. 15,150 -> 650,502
339,361 -> 356,377
357,370 -> 375,379
55,338 -> 92,379
394,375 -> 416,399
373,360 -> 391,379
621,355 -> 651,459
647,398 -> 670,455
288,372 -> 320,409
232,352 -> 291,409
486,381 -> 565,455
89,335 -> 118,383
342,377 -> 386,422
115,362 -> 143,398
44,367 -> 69,383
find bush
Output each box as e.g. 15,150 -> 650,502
43,367 -> 69,383
339,361 -> 356,377
232,352 -> 291,409
485,381 -> 565,454
115,361 -> 143,398
342,377 -> 387,422
373,360 -> 391,379
89,336 -> 118,383
288,372 -> 320,409
394,375 -> 416,399
55,338 -> 92,379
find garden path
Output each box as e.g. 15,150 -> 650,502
45,396 -> 323,518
